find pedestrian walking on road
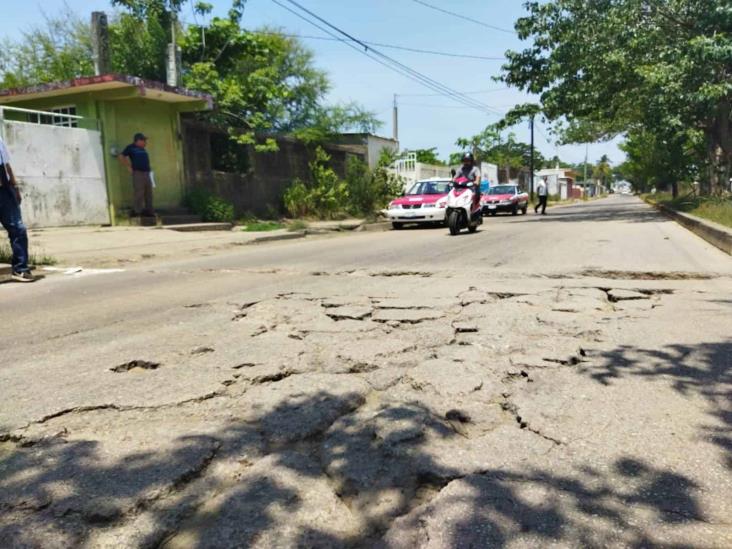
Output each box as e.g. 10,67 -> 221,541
0,137 -> 34,282
119,132 -> 154,217
535,177 -> 549,215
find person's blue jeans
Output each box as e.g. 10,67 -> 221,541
0,185 -> 29,273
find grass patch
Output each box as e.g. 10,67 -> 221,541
647,193 -> 732,229
241,221 -> 284,232
287,220 -> 309,232
0,243 -> 57,266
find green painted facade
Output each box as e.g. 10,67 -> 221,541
1,85 -> 207,221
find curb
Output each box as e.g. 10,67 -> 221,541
647,200 -> 732,256
247,231 -> 307,245
358,221 -> 392,232
168,222 -> 234,232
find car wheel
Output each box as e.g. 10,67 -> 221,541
522,205 -> 528,215
490,211 -> 497,216
511,205 -> 518,216
448,211 -> 461,235
392,222 -> 404,230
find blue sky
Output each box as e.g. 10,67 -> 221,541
4,0 -> 624,165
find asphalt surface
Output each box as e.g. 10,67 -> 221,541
1,195 -> 731,547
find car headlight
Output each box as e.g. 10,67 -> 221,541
389,204 -> 401,210
437,201 -> 447,208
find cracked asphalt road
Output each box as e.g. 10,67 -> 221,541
1,196 -> 731,547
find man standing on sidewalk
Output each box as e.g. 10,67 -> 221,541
0,137 -> 34,282
119,133 -> 154,217
535,177 -> 549,215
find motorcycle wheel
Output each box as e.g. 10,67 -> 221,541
448,211 -> 461,235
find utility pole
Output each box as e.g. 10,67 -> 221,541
167,11 -> 181,87
529,114 -> 535,201
91,12 -> 110,76
583,142 -> 589,196
392,94 -> 399,143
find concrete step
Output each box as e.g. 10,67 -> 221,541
159,214 -> 202,226
167,222 -> 233,232
129,214 -> 203,226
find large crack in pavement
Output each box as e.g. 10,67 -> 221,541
3,272 -> 722,547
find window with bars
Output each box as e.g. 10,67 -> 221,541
27,106 -> 78,128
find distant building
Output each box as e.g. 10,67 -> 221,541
334,133 -> 399,170
390,152 -> 452,191
535,168 -> 578,199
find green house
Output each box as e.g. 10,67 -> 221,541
0,74 -> 212,223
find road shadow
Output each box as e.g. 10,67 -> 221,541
0,385 -> 715,547
515,202 -> 664,224
579,340 -> 732,470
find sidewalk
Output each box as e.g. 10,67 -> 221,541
2,219 -> 382,271
14,225 -> 305,269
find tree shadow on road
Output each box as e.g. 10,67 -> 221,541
517,204 -> 664,224
0,384 -> 719,547
580,340 -> 732,470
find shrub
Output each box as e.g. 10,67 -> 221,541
284,147 -> 349,219
287,219 -> 309,232
185,189 -> 235,223
345,155 -> 403,216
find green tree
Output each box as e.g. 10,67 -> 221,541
501,0 -> 732,195
181,13 -> 379,150
0,1 -> 379,153
594,155 -> 612,189
0,9 -> 93,88
456,125 -> 546,181
617,128 -> 701,196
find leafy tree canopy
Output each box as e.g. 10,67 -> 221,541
500,0 -> 732,194
0,1 -> 380,152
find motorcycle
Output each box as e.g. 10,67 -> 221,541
446,177 -> 483,235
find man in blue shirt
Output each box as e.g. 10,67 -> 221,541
119,133 -> 154,216
0,137 -> 34,282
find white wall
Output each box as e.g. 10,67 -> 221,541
480,162 -> 498,185
365,136 -> 399,170
3,121 -> 110,227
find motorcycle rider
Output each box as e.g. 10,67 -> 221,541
453,153 -> 481,208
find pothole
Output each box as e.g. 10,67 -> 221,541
191,346 -> 214,355
581,269 -> 714,281
110,360 -> 160,373
251,370 -> 294,384
369,271 -> 433,278
231,301 -> 260,321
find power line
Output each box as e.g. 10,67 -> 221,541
400,102 -> 509,111
252,31 -> 504,61
410,0 -> 516,35
272,0 -> 496,114
270,0 -> 502,115
398,87 -> 509,97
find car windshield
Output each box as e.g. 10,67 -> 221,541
487,185 -> 517,195
407,181 -> 451,195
